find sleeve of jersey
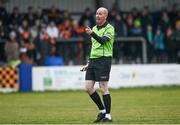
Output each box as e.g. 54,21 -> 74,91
91,26 -> 114,45
91,32 -> 109,45
103,26 -> 115,40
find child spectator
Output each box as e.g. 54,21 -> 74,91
4,31 -> 21,67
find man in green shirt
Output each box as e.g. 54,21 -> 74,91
81,7 -> 114,123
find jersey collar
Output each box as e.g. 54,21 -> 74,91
97,21 -> 108,30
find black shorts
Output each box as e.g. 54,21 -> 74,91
85,57 -> 112,81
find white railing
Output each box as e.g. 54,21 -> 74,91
0,37 -> 147,63
115,37 -> 147,63
56,37 -> 148,63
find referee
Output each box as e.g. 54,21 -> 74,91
82,7 -> 114,123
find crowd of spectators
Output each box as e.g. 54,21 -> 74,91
0,4 -> 180,67
110,5 -> 180,64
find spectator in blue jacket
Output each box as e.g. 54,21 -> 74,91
153,26 -> 166,62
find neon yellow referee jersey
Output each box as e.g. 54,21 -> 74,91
90,23 -> 115,58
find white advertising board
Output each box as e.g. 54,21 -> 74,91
110,64 -> 180,88
32,64 -> 180,91
32,66 -> 85,91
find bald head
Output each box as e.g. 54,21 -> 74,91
97,7 -> 108,18
96,7 -> 108,26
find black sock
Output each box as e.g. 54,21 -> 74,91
90,91 -> 105,110
103,94 -> 111,114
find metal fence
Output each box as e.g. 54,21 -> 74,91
56,37 -> 147,64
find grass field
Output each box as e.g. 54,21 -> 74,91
0,86 -> 180,124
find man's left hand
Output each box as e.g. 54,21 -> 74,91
85,26 -> 93,35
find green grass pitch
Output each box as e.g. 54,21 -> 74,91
0,86 -> 180,124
